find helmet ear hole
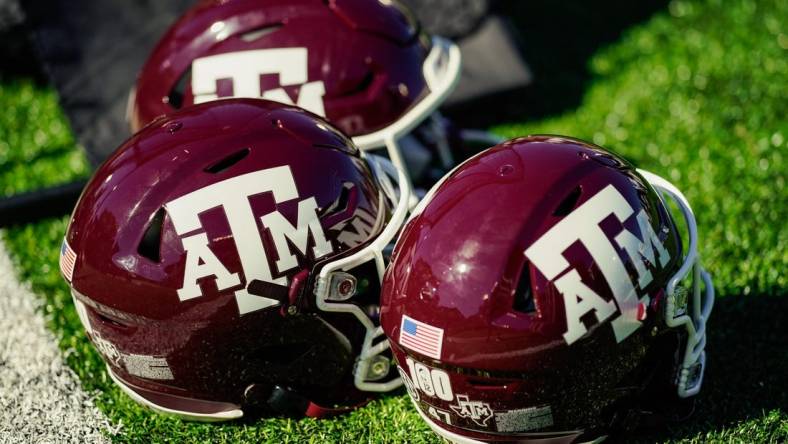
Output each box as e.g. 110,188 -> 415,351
513,263 -> 535,313
138,208 -> 166,262
166,68 -> 190,109
553,185 -> 583,217
338,71 -> 376,98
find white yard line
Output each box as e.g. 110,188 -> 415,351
0,239 -> 112,443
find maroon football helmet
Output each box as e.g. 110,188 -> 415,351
128,0 -> 499,188
61,99 -> 411,421
380,136 -> 714,442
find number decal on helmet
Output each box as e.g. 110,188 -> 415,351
403,356 -> 454,401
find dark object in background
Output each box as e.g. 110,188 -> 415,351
24,0 -> 529,166
0,0 -> 42,81
0,0 -> 23,30
401,0 -> 490,38
400,0 -> 531,105
0,181 -> 86,227
23,0 -> 196,167
446,0 -> 671,129
0,0 -> 530,228
446,15 -> 531,105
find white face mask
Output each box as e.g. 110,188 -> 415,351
351,36 -> 503,204
313,153 -> 412,393
637,169 -> 714,398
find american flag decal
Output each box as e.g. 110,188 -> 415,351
399,315 -> 444,359
60,238 -> 77,282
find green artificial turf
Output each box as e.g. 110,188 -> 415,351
1,0 -> 786,442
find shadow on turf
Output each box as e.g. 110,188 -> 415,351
631,294 -> 788,442
227,296 -> 788,443
445,0 -> 670,129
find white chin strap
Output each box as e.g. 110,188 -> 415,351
638,169 -> 714,398
314,154 -> 411,393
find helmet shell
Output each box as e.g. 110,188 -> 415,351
67,99 -> 391,415
130,0 -> 431,138
381,136 -> 684,439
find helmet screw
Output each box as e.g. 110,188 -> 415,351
327,272 -> 358,301
338,278 -> 356,298
287,305 -> 298,315
371,359 -> 389,377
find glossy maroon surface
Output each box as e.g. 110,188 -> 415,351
130,0 -> 430,137
66,99 -> 392,416
381,136 -> 686,440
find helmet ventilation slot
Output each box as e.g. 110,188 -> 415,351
347,71 -> 375,97
553,185 -> 583,217
167,68 -> 190,109
138,208 -> 166,262
239,24 -> 283,42
247,279 -> 289,305
321,183 -> 353,217
96,313 -> 127,329
92,308 -> 131,330
513,264 -> 536,313
467,378 -> 510,389
204,148 -> 250,174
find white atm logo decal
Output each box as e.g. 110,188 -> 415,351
525,185 -> 671,345
191,48 -> 326,116
165,165 -> 333,315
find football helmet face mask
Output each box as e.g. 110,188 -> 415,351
62,99 -> 410,421
128,0 -> 493,189
380,136 -> 713,443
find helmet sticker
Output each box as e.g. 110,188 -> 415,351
525,184 -> 670,345
59,238 -> 77,282
91,331 -> 174,381
164,165 -> 333,315
450,395 -> 494,427
402,357 -> 555,433
399,315 -> 444,359
123,354 -> 175,381
192,48 -> 326,116
494,405 -> 554,433
426,406 -> 453,425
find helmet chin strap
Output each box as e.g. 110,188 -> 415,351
314,154 -> 410,393
637,169 -> 715,398
259,385 -> 370,419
